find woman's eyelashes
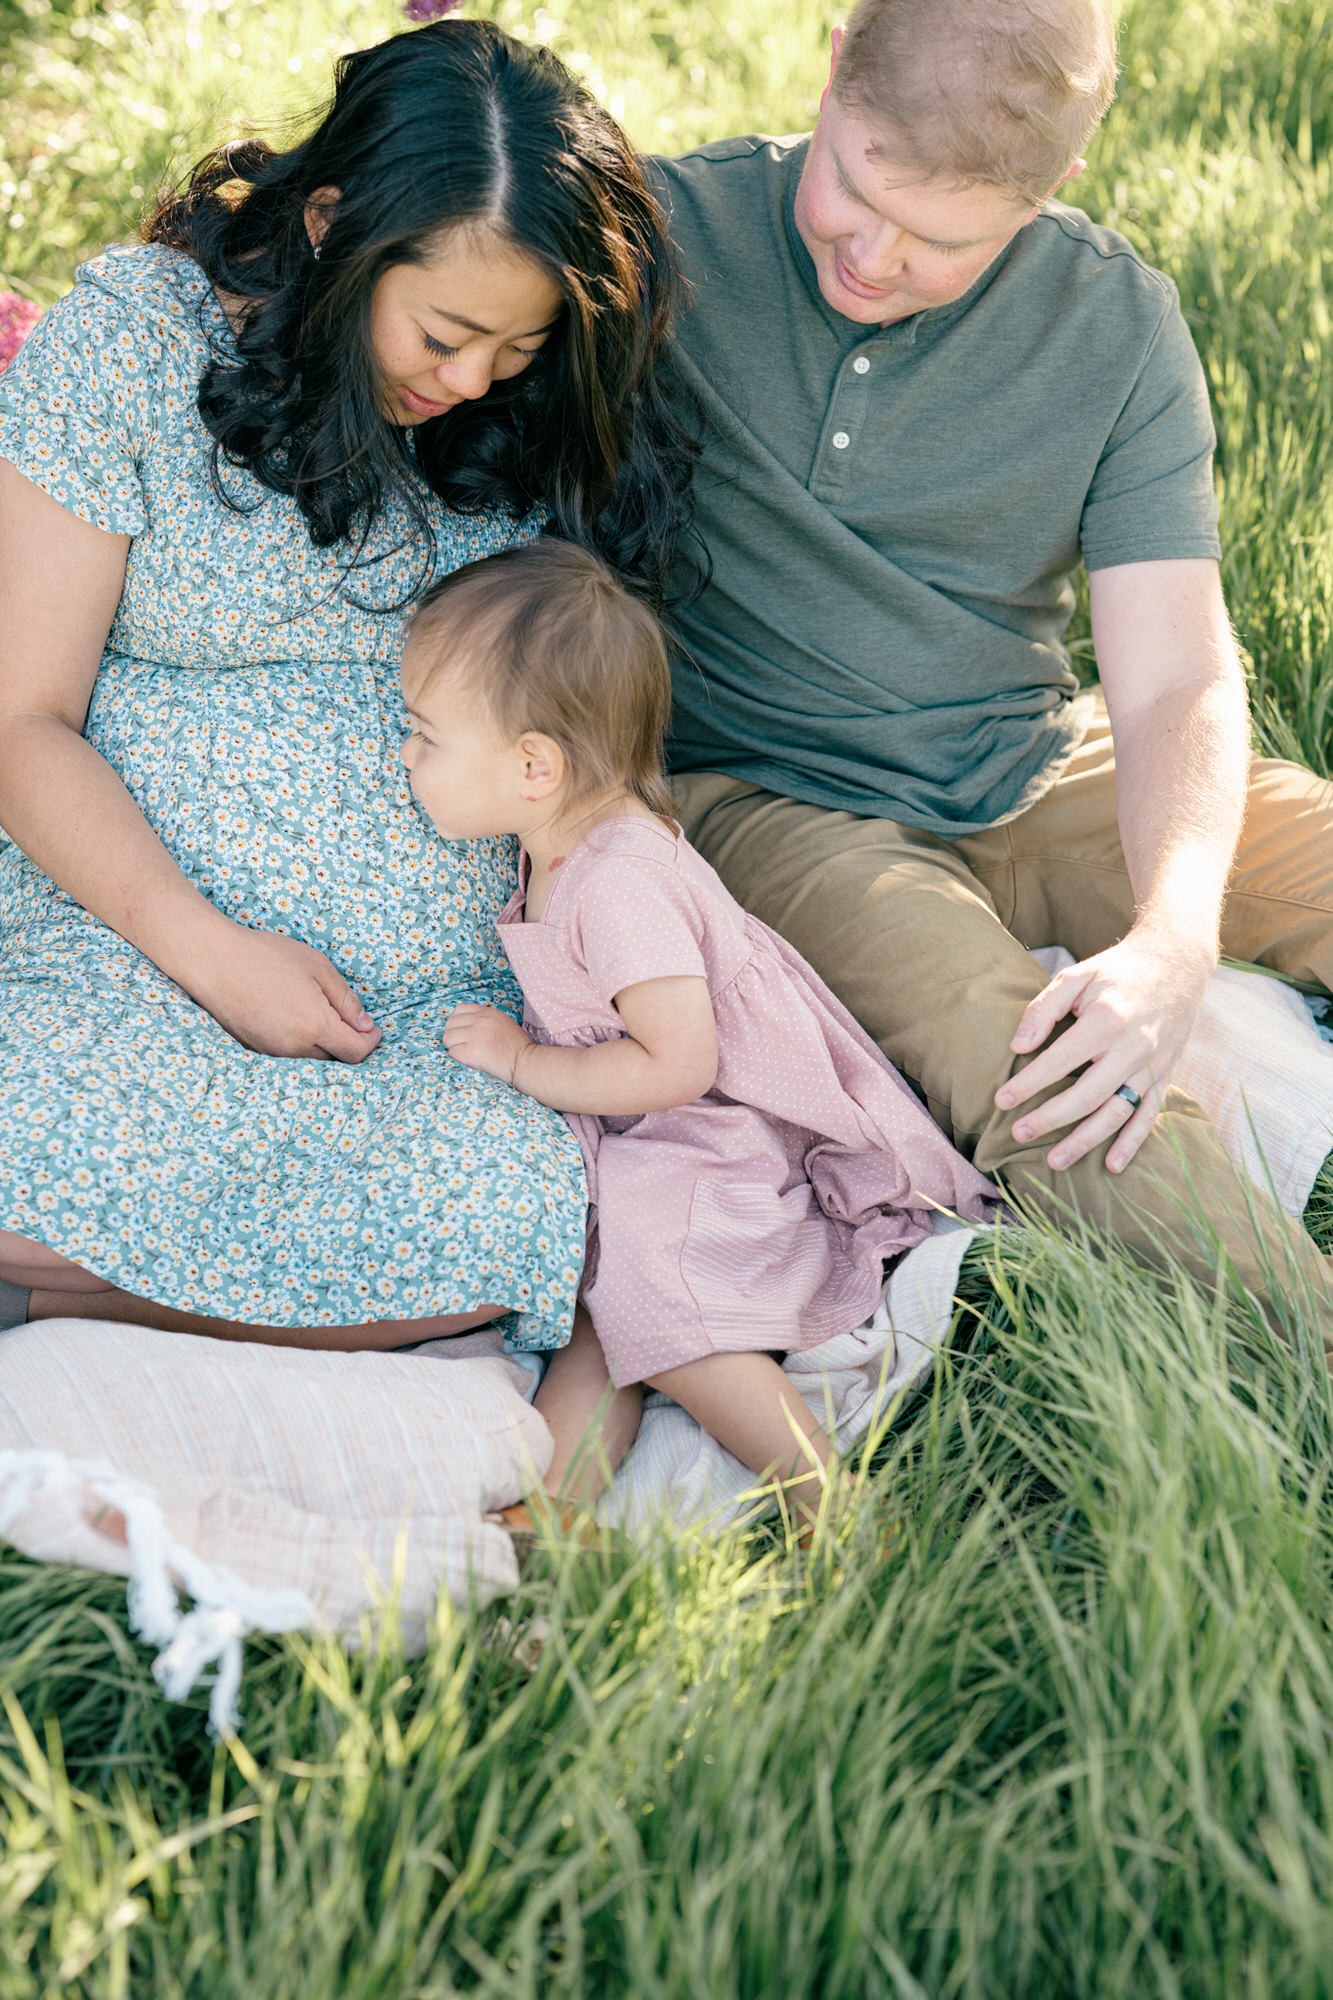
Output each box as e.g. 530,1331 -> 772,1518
421,330 -> 545,362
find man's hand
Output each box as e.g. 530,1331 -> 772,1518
444,1003 -> 533,1087
1007,555 -> 1250,1178
995,925 -> 1215,1173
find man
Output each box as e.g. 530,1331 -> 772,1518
650,0 -> 1333,1326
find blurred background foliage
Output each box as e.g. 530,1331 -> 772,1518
1,0 -> 1330,766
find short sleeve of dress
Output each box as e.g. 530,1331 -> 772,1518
567,852 -> 710,1006
0,271 -> 151,536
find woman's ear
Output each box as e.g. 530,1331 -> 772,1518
304,186 -> 342,253
517,732 -> 566,804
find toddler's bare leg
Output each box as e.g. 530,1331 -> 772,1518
532,1305 -> 643,1507
646,1351 -> 833,1532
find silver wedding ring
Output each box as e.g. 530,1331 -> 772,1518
1114,1084 -> 1143,1111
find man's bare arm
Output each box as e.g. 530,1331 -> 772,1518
995,557 -> 1249,1172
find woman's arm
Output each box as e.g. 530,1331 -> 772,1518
444,976 -> 719,1114
0,462 -> 380,1062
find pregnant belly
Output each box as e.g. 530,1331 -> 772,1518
79,653 -> 519,1011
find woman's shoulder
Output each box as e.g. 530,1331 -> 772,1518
45,243 -> 221,362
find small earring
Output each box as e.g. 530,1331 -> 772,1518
312,242 -> 322,261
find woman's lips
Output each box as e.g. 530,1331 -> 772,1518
400,384 -> 458,418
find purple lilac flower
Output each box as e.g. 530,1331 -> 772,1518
403,0 -> 462,21
0,291 -> 40,372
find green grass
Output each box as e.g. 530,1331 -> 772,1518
5,1228 -> 1333,1997
4,1 -> 1333,1993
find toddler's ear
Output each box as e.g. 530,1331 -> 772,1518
516,732 -> 565,803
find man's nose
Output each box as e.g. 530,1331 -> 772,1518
854,222 -> 908,282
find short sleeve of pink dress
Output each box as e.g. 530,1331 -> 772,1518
497,817 -> 998,1388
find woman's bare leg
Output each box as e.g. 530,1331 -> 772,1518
647,1351 -> 833,1533
0,1230 -> 505,1351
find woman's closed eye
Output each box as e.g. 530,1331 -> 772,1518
423,331 -> 545,361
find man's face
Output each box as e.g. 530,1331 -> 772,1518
793,82 -> 1048,326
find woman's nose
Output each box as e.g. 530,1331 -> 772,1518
435,350 -> 495,402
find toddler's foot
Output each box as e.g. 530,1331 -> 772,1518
484,1497 -> 602,1553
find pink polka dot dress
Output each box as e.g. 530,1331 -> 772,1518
497,816 -> 999,1387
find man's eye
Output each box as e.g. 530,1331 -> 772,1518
424,334 -> 459,358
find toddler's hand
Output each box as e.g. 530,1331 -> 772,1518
444,1004 -> 534,1087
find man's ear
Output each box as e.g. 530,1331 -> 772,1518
303,185 -> 341,252
517,732 -> 566,804
820,22 -> 844,107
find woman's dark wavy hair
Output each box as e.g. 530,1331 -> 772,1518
145,19 -> 699,605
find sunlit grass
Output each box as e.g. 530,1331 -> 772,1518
5,1222 -> 1333,1995
3,0 -> 1333,1992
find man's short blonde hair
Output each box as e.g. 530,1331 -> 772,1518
833,0 -> 1118,206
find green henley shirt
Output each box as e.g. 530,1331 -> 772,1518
648,137 -> 1222,836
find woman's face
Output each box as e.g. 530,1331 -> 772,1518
369,227 -> 564,426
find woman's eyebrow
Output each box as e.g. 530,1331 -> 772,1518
426,306 -> 561,338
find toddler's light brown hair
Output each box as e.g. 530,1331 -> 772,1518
407,539 -> 676,822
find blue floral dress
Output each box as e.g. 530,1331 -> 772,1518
0,244 -> 585,1343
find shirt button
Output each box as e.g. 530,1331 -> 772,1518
832,431 -> 851,450
852,355 -> 870,374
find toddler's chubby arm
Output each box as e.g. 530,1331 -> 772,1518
444,976 -> 718,1115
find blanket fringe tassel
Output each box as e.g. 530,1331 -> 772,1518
0,1447 -> 314,1735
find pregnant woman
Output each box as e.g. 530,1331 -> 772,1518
0,19 -> 691,1351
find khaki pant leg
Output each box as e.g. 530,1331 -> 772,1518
962,694 -> 1333,985
672,764 -> 1333,1328
672,770 -> 1046,1147
1221,753 -> 1333,986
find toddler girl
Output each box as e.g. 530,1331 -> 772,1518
399,541 -> 999,1533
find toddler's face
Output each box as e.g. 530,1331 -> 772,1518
399,648 -> 520,842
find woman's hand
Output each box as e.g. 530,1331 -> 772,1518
187,922 -> 382,1063
444,1003 -> 533,1085
995,924 -> 1214,1173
